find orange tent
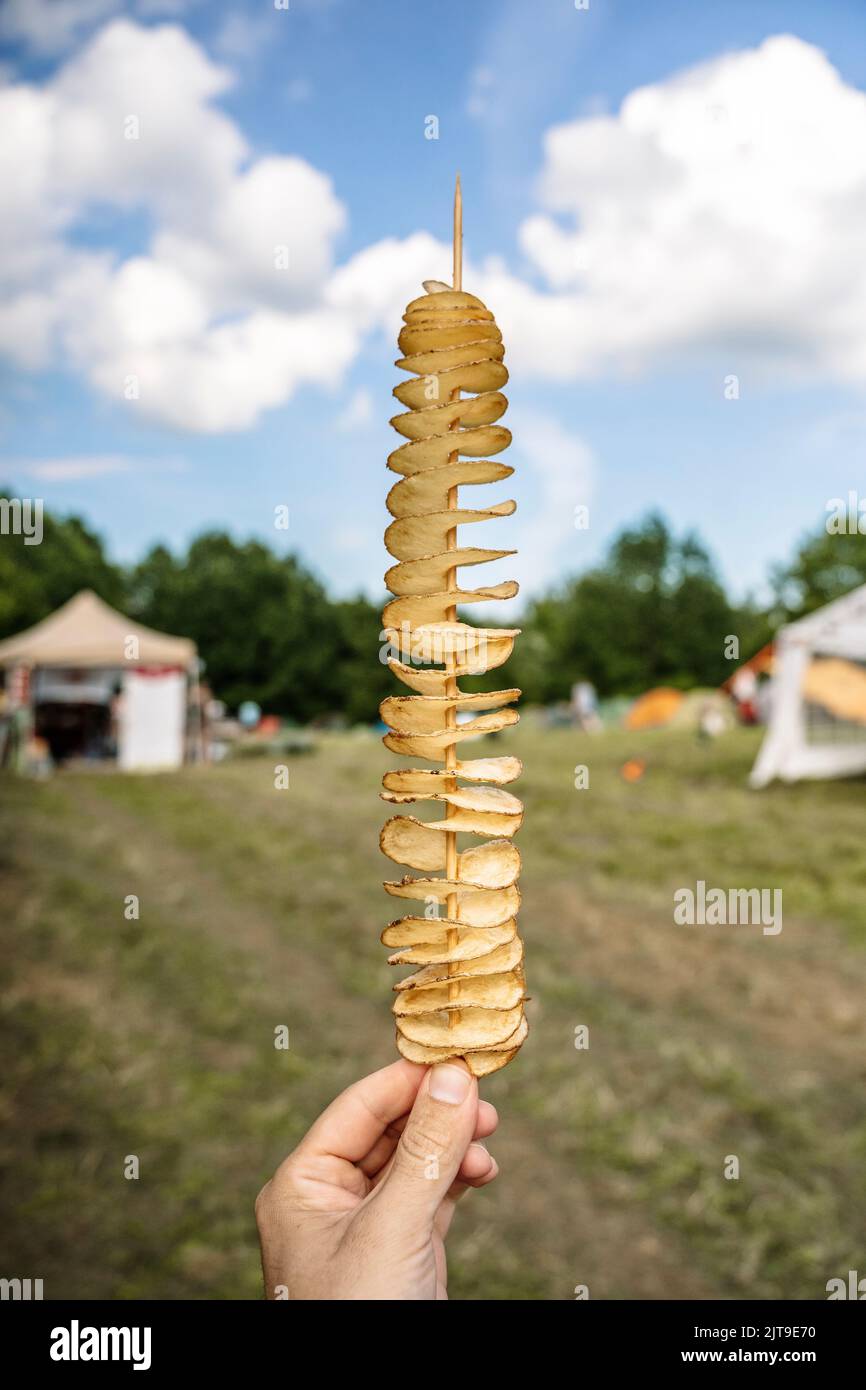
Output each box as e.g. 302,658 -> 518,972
624,687 -> 684,730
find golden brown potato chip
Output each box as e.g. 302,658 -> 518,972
381,806 -> 518,853
384,879 -> 520,927
465,1047 -> 521,1077
397,322 -> 501,357
397,1004 -> 523,1049
384,501 -> 515,561
394,1015 -> 528,1067
393,969 -> 524,1015
405,288 -> 487,315
380,816 -> 449,871
404,307 -> 495,328
385,548 -> 514,596
392,362 -> 508,410
386,627 -> 519,691
389,390 -> 507,440
388,424 -> 511,476
396,340 -> 505,378
387,618 -> 519,651
380,689 -> 520,733
386,460 -> 513,518
379,821 -> 521,879
383,709 -> 519,759
458,839 -> 521,886
382,757 -> 522,791
384,918 -> 517,965
393,935 -> 524,989
382,581 -> 518,631
386,650 -> 508,689
383,783 -> 522,813
379,786 -> 523,841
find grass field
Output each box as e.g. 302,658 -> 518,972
2,724 -> 865,1300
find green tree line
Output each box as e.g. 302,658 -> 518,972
2,491 -> 863,721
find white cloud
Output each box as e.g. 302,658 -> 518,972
0,0 -> 121,57
214,10 -> 277,63
335,388 -> 373,432
332,34 -> 866,392
0,0 -> 202,55
504,34 -> 866,382
7,28 -> 866,435
17,454 -> 132,481
0,19 -> 354,431
11,453 -> 189,480
326,232 -> 451,335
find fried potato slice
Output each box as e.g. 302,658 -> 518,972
380,819 -> 523,874
383,709 -> 519,758
379,792 -> 522,843
395,1036 -> 524,1071
380,816 -> 448,871
394,1016 -> 528,1066
392,361 -> 508,409
382,757 -> 522,792
396,340 -> 505,378
386,460 -> 512,518
384,879 -> 520,927
389,390 -> 507,440
380,689 -> 520,733
456,838 -> 521,885
398,322 -> 502,356
382,581 -> 518,630
388,425 -> 511,476
385,548 -> 514,595
386,658 -> 496,692
393,969 -> 524,1015
397,1003 -> 523,1049
394,935 -> 524,989
406,289 -> 488,315
381,805 -> 519,854
385,501 -> 515,562
384,918 -> 517,965
381,791 -> 522,842
404,308 -> 495,329
465,1046 -> 523,1077
380,767 -> 522,800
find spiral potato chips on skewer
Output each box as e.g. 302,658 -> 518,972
379,196 -> 527,1077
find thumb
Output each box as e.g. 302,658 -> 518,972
377,1061 -> 478,1226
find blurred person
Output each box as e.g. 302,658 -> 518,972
255,1059 -> 498,1300
571,679 -> 602,732
698,700 -> 726,741
731,667 -> 759,724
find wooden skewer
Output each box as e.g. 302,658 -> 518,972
445,174 -> 462,1026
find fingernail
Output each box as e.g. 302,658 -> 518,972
429,1063 -> 472,1105
468,1142 -> 493,1172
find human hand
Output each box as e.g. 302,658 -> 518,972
255,1059 -> 499,1300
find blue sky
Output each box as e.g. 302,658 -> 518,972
3,0 -> 866,607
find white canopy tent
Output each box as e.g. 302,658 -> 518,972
750,583 -> 866,787
0,590 -> 197,771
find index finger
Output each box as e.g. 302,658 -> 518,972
297,1060 -> 428,1163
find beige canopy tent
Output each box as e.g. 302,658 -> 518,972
0,591 -> 198,770
0,589 -> 195,669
